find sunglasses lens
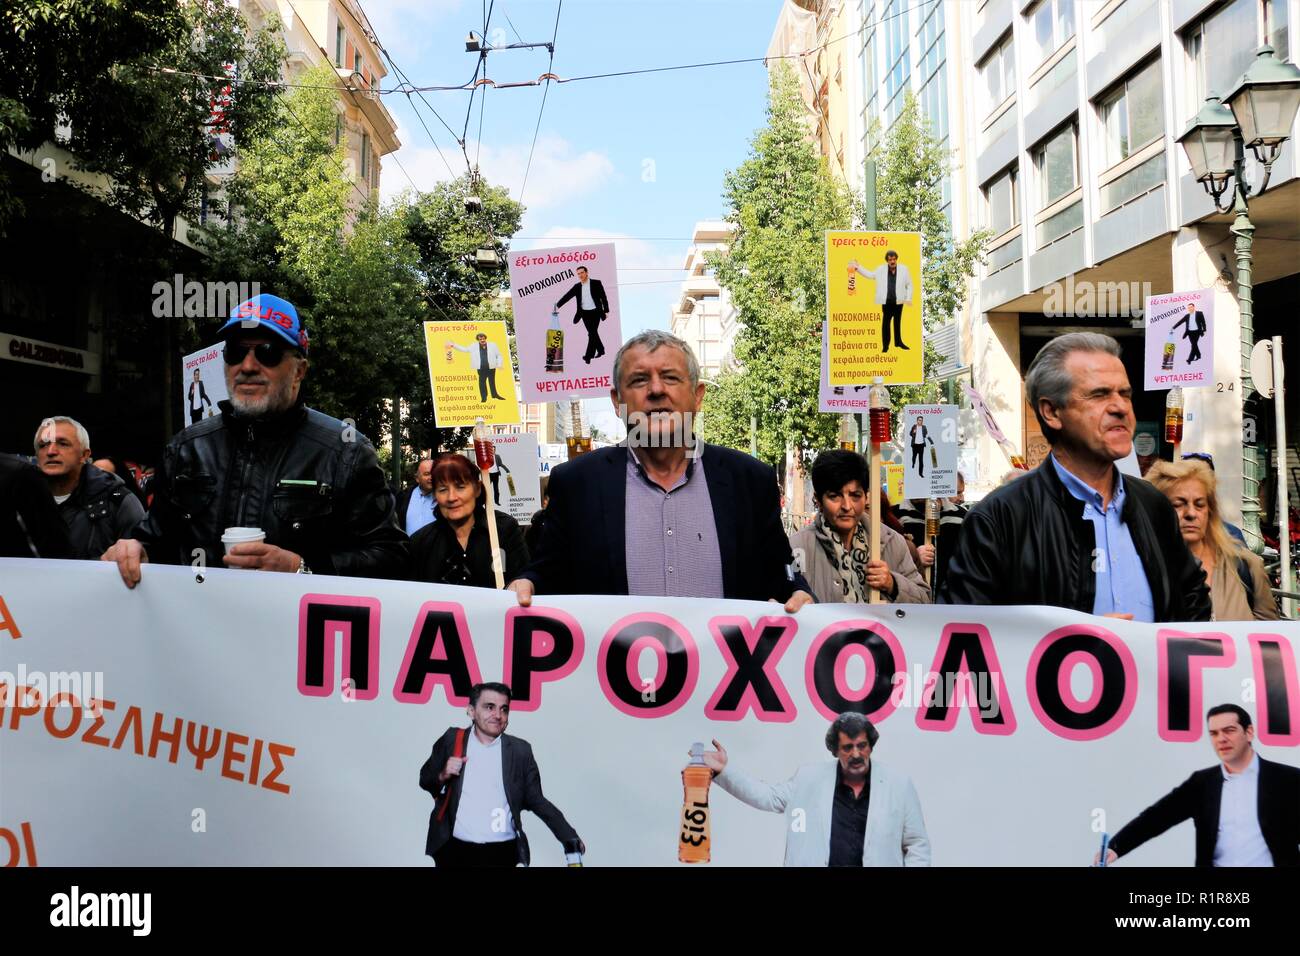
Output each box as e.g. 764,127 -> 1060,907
223,342 -> 286,367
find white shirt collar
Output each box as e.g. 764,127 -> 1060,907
1221,749 -> 1258,780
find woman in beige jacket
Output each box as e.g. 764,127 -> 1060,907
1146,459 -> 1278,621
788,450 -> 930,604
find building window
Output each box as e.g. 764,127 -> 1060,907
353,49 -> 362,76
1034,122 -> 1079,208
1098,58 -> 1163,168
884,0 -> 912,125
979,33 -> 1015,118
984,167 -> 1019,235
335,23 -> 345,67
1027,0 -> 1076,68
1186,0 -> 1291,116
360,132 -> 370,180
334,114 -> 342,146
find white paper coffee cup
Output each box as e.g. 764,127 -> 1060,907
221,527 -> 266,554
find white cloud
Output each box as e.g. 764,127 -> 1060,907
379,129 -> 614,212
523,227 -> 682,271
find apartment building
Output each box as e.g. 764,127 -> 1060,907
963,0 -> 1297,527
669,221 -> 740,381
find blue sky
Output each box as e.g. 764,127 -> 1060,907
364,0 -> 784,432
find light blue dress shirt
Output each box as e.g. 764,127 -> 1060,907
405,489 -> 437,536
1050,454 -> 1155,622
1213,751 -> 1274,867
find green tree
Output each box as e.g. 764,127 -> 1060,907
701,62 -> 853,467
0,0 -> 186,232
864,91 -> 990,419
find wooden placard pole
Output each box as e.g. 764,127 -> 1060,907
481,466 -> 505,589
869,442 -> 883,605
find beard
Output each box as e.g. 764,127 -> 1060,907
228,371 -> 298,417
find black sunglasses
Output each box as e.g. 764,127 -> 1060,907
223,341 -> 289,367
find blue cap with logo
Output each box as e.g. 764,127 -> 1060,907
218,294 -> 310,354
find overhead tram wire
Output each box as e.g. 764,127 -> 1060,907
518,0 -> 562,207
151,0 -> 928,95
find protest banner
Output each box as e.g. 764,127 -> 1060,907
424,321 -> 520,428
508,243 -> 623,402
180,346 -> 228,427
482,432 -> 541,523
825,231 -> 923,385
2,559 -> 1295,866
1145,289 -> 1214,390
901,404 -> 959,500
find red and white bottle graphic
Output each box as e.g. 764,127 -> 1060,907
545,310 -> 565,373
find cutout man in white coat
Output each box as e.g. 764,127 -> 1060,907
849,250 -> 914,353
703,712 -> 930,866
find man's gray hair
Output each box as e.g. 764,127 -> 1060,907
1025,332 -> 1122,444
33,416 -> 90,452
612,329 -> 700,397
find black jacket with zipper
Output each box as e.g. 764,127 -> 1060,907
938,458 -> 1211,621
130,400 -> 407,578
59,463 -> 146,559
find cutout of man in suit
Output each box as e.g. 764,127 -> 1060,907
1097,704 -> 1300,866
188,368 -> 213,424
1170,302 -> 1207,364
555,266 -> 610,365
447,332 -> 506,403
908,415 -> 934,479
419,682 -> 584,867
850,250 -> 914,354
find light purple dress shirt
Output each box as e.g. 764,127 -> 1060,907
624,447 -> 724,597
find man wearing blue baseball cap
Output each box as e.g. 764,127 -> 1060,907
102,294 -> 407,585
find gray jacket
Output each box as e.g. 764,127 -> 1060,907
789,521 -> 931,604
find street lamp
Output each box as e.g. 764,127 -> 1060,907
1176,45 -> 1300,553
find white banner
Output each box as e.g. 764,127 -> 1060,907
1,559 -> 1297,866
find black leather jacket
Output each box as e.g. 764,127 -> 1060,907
59,463 -> 146,559
939,459 -> 1211,622
131,401 -> 407,578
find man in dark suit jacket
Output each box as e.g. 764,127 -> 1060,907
554,265 -> 610,364
396,457 -> 436,535
419,682 -> 583,867
1170,304 -> 1207,363
1099,704 -> 1300,866
507,330 -> 812,609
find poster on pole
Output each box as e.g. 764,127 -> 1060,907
825,231 -> 923,385
509,243 -> 623,402
482,432 -> 541,523
180,345 -> 228,428
901,404 -> 959,500
424,320 -> 520,427
960,382 -> 1010,445
818,321 -> 873,412
882,462 -> 905,505
1144,289 -> 1213,389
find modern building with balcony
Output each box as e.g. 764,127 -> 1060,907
964,0 -> 1297,528
669,221 -> 740,381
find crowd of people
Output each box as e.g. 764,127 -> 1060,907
0,296 -> 1284,624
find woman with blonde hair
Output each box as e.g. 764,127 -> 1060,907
1145,459 -> 1278,621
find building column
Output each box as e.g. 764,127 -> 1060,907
1171,225 -> 1244,524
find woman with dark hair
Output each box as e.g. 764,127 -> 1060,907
408,453 -> 529,588
788,450 -> 929,604
1146,459 -> 1278,621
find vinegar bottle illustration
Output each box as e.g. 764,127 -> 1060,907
679,743 -> 712,864
847,260 -> 857,296
1161,333 -> 1176,371
545,310 -> 565,373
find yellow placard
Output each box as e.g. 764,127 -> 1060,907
883,462 -> 905,505
424,320 -> 521,427
825,231 -> 923,385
